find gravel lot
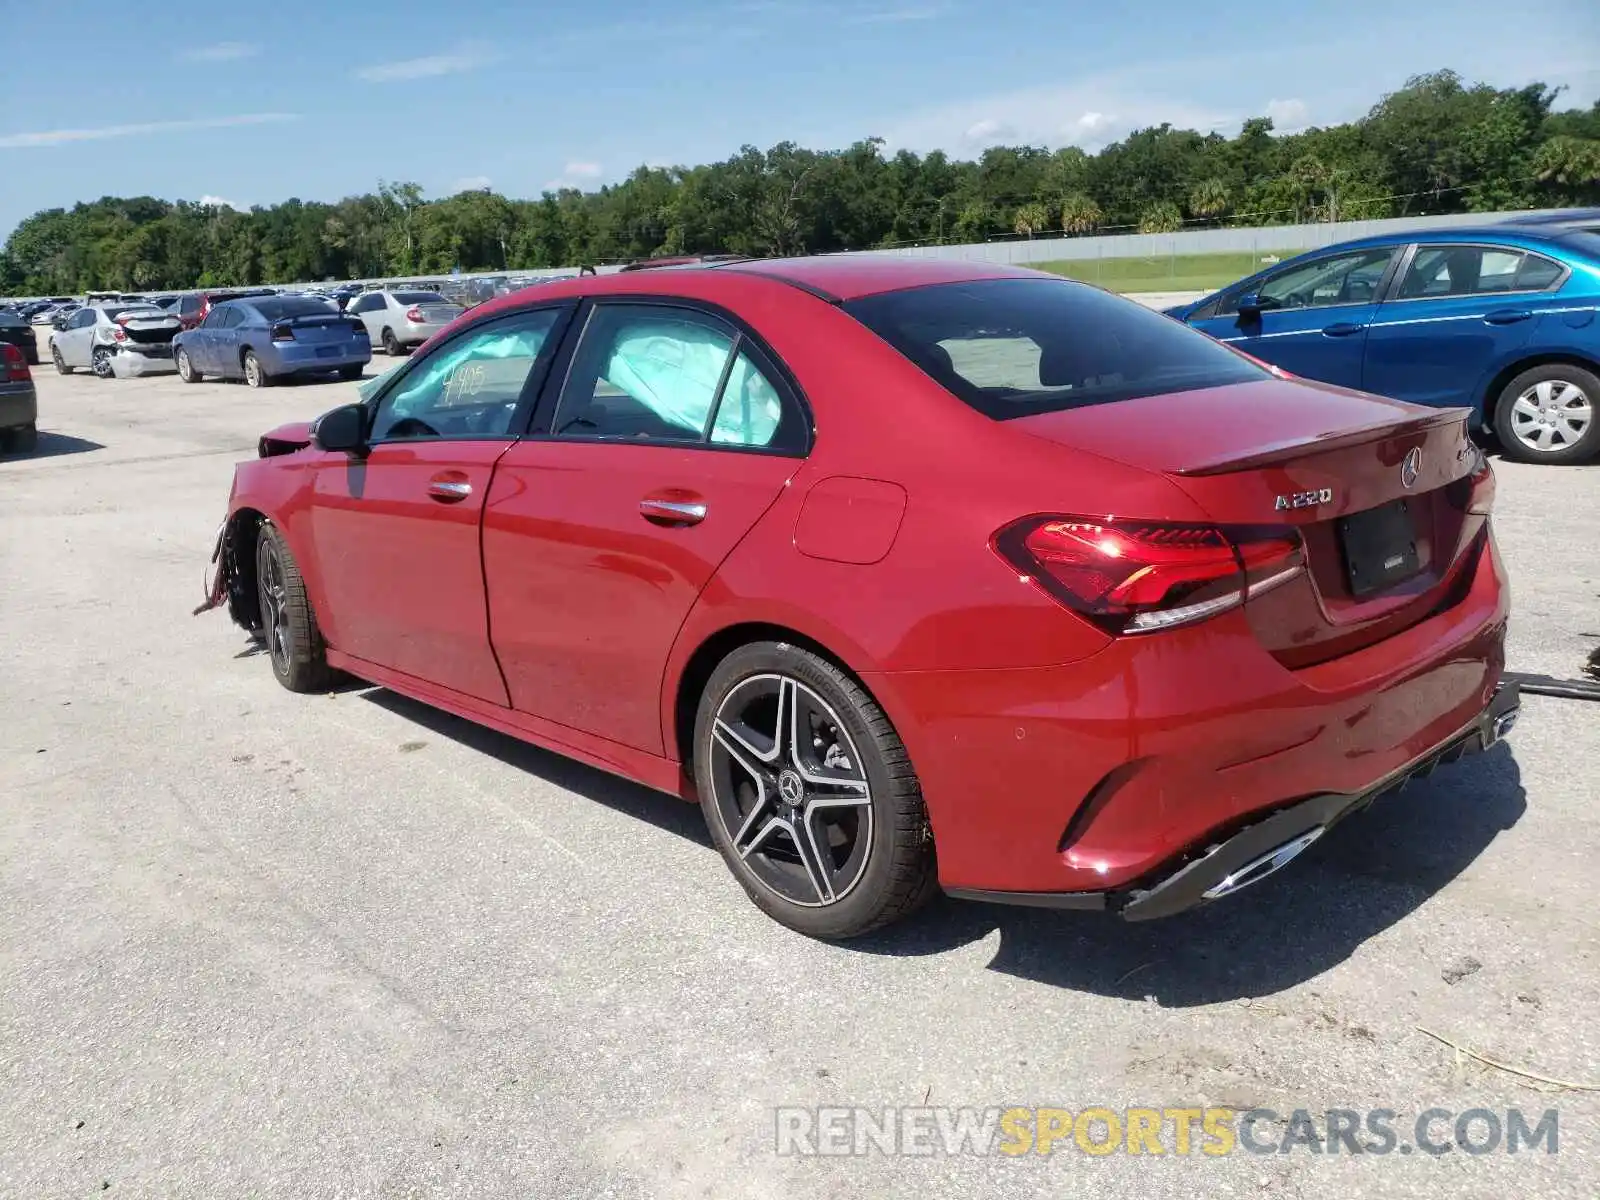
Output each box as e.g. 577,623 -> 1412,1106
2,360 -> 1597,1200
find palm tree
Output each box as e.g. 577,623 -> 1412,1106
1059,193 -> 1102,236
1138,200 -> 1183,234
1188,178 -> 1230,225
1013,202 -> 1050,239
1532,136 -> 1600,188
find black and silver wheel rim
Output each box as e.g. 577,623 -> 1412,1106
177,349 -> 192,380
383,330 -> 398,355
244,355 -> 261,387
1509,379 -> 1593,454
52,346 -> 65,371
258,540 -> 290,674
707,674 -> 873,907
92,348 -> 112,378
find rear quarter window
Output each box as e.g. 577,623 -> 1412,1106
844,278 -> 1267,419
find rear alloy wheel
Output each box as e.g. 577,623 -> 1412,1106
694,642 -> 937,939
255,522 -> 331,693
381,328 -> 401,356
243,350 -> 272,388
91,346 -> 114,379
176,346 -> 200,383
51,344 -> 71,375
1493,364 -> 1600,465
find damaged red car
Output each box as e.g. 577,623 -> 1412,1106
199,257 -> 1517,938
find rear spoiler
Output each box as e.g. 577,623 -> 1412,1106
1174,407 -> 1472,476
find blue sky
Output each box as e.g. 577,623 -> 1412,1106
1,0 -> 1596,240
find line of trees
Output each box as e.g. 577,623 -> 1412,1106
4,70 -> 1598,295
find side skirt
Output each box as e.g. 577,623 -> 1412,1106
326,648 -> 695,801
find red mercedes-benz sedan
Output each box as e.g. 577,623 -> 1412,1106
199,256 -> 1517,938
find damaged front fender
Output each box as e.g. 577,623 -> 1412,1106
193,512 -> 262,633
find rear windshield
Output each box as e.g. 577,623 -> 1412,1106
844,278 -> 1267,419
254,296 -> 338,320
393,291 -> 449,305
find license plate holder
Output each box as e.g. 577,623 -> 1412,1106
1339,499 -> 1421,597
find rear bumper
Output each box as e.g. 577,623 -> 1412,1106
0,383 -> 38,429
109,346 -> 177,377
398,321 -> 448,345
263,343 -> 372,374
948,682 -> 1520,919
869,526 -> 1511,905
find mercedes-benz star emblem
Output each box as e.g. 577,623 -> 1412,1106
1400,447 -> 1421,490
778,770 -> 804,806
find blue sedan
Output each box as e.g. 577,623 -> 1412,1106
1167,221 -> 1600,464
173,295 -> 371,388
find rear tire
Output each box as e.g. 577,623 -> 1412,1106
255,522 -> 331,694
176,346 -> 201,383
1492,363 -> 1600,465
381,328 -> 400,356
243,350 -> 272,388
51,344 -> 71,375
693,641 -> 938,939
91,346 -> 113,379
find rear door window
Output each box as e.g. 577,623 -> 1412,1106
550,303 -> 803,450
845,278 -> 1267,420
1397,245 -> 1567,299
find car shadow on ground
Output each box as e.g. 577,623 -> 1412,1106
1,431 -> 105,461
851,745 -> 1526,1005
356,687 -> 710,844
349,683 -> 1525,1003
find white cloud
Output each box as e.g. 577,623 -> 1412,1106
181,41 -> 258,62
876,78 -> 1234,157
0,113 -> 298,149
1265,97 -> 1309,132
845,5 -> 947,24
448,175 -> 493,193
199,194 -> 241,210
355,44 -> 493,82
563,161 -> 602,179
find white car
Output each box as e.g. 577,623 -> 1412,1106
347,289 -> 465,356
49,303 -> 182,378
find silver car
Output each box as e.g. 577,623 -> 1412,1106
347,289 -> 465,356
49,303 -> 182,379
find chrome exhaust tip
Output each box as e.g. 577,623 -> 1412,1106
1200,827 -> 1325,901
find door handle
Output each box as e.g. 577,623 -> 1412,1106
639,495 -> 707,526
427,473 -> 472,503
1321,322 -> 1366,337
1484,309 -> 1532,325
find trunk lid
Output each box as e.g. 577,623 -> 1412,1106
114,309 -> 182,345
274,313 -> 365,345
415,303 -> 464,325
1014,378 -> 1487,665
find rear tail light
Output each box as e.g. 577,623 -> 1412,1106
111,327 -> 127,342
348,321 -> 367,338
1466,448 -> 1495,515
405,306 -> 424,322
0,343 -> 29,383
994,516 -> 1303,635
270,323 -> 295,342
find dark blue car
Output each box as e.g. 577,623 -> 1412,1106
1167,222 -> 1600,464
173,295 -> 371,389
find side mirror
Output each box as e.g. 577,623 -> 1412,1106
1236,292 -> 1265,319
311,403 -> 368,454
